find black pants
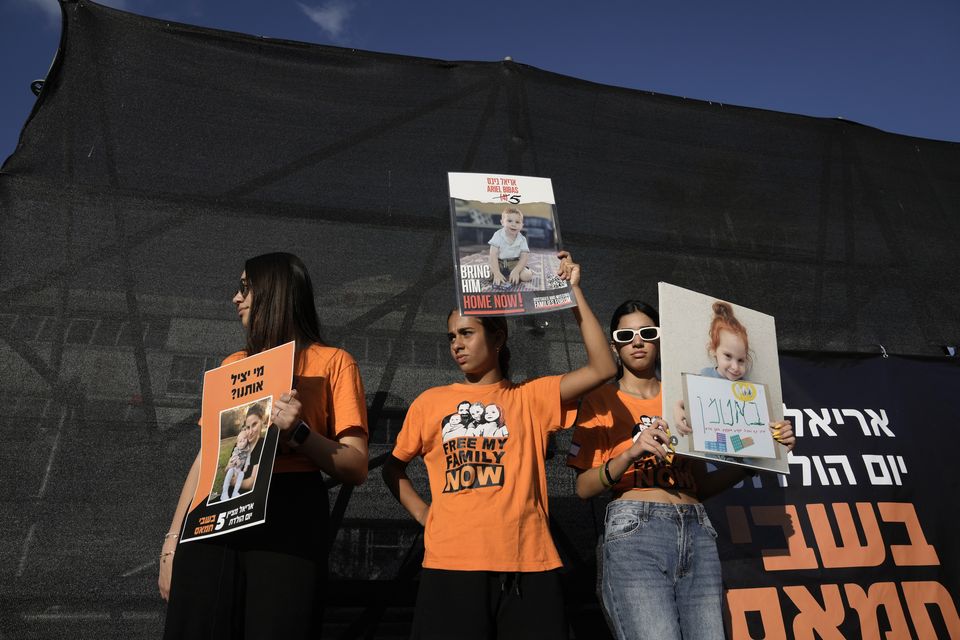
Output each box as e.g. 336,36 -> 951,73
411,568 -> 569,640
163,472 -> 329,640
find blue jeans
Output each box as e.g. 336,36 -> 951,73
599,500 -> 725,640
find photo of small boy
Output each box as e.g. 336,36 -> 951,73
488,207 -> 533,286
448,172 -> 576,317
453,201 -> 565,293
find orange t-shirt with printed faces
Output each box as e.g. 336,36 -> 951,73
567,384 -> 698,496
220,344 -> 367,473
392,376 -> 576,572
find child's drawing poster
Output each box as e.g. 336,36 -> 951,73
448,172 -> 575,316
683,375 -> 778,459
179,341 -> 294,543
659,282 -> 789,475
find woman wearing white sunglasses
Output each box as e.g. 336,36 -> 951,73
567,300 -> 794,640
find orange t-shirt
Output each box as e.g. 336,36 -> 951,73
219,344 -> 367,473
392,376 -> 576,572
567,384 -> 698,496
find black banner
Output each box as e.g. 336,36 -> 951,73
707,354 -> 960,639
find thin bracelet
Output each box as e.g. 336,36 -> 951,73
164,532 -> 179,539
160,551 -> 175,559
599,462 -> 612,489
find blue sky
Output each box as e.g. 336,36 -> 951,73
2,0 -> 958,164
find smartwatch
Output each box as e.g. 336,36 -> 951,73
289,421 -> 311,448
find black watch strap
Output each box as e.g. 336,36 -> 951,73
290,421 -> 311,447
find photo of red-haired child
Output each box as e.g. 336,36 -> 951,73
659,282 -> 791,475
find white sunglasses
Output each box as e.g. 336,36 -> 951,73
612,327 -> 660,344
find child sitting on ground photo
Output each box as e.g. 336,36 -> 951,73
488,207 -> 533,286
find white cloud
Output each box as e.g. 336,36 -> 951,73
296,1 -> 352,39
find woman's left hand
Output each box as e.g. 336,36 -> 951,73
771,420 -> 795,452
272,389 -> 302,432
673,399 -> 693,436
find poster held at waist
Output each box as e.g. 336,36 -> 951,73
179,341 -> 294,542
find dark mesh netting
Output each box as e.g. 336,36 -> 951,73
1,1 -> 959,637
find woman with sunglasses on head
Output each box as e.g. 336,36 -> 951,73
159,252 -> 368,639
567,300 -> 794,640
382,252 -> 616,640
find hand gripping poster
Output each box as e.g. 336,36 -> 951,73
179,341 -> 295,542
659,283 -> 789,474
448,172 -> 575,316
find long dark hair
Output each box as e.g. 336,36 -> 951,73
244,252 -> 324,355
447,311 -> 511,379
609,299 -> 660,380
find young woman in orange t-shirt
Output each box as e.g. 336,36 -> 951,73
383,252 -> 616,639
567,299 -> 796,640
159,252 -> 369,639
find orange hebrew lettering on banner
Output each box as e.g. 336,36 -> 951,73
901,581 -> 960,638
877,503 -> 940,566
843,583 -> 910,640
726,506 -> 751,543
783,585 -> 845,640
751,505 -> 818,571
807,502 -> 885,568
726,587 -> 786,640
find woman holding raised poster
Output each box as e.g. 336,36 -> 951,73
566,300 -> 795,640
382,252 -> 616,640
159,252 -> 368,639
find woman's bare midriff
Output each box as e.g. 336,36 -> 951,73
613,487 -> 700,505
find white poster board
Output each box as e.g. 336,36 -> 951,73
660,282 -> 789,474
683,374 -> 778,459
447,172 -> 575,316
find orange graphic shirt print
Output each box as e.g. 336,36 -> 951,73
393,376 -> 576,572
568,384 -> 698,496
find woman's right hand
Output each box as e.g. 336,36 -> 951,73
158,538 -> 177,601
556,251 -> 580,287
624,418 -> 673,462
415,504 -> 430,527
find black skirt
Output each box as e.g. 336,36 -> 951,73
163,471 -> 329,640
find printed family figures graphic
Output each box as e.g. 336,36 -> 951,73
631,414 -> 663,441
442,401 -> 509,441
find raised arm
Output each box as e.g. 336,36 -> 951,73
557,252 -> 618,403
382,454 -> 430,526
